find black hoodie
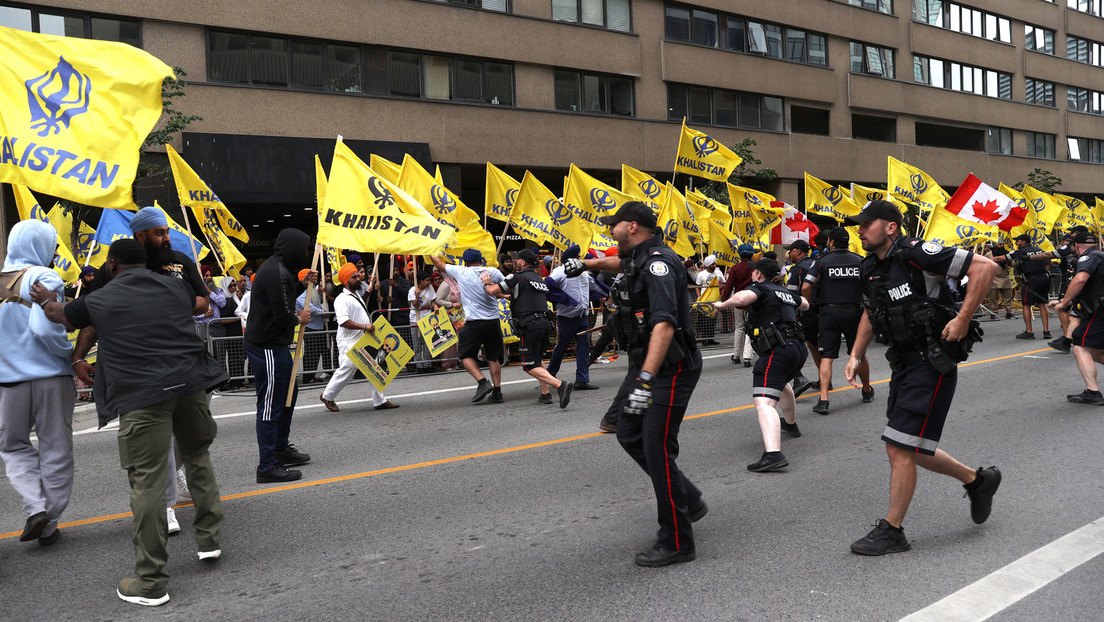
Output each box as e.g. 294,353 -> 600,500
244,228 -> 311,349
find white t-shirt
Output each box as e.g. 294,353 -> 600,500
696,268 -> 725,288
443,264 -> 505,321
334,288 -> 371,350
408,286 -> 436,324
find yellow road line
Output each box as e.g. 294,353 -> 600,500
0,346 -> 1052,540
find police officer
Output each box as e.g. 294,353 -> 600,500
785,240 -> 817,396
715,259 -> 808,472
1023,226 -> 1089,353
481,248 -> 573,408
563,201 -> 705,567
843,200 -> 1001,556
801,228 -> 874,415
994,233 -> 1052,339
1048,231 -> 1104,404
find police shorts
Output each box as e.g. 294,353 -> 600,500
818,306 -> 862,359
1023,276 -> 1050,307
882,361 -> 958,456
1072,310 -> 1104,349
752,338 -> 808,401
458,319 -> 504,363
518,318 -> 551,370
801,311 -> 819,344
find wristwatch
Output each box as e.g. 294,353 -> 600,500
638,370 -> 653,383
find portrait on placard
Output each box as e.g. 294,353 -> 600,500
418,307 -> 458,357
347,316 -> 414,392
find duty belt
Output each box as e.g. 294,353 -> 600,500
885,347 -> 926,372
821,303 -> 861,310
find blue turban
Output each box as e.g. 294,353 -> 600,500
561,245 -> 581,261
129,206 -> 169,233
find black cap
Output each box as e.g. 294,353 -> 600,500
828,227 -> 851,247
513,248 -> 540,267
1014,233 -> 1032,243
597,200 -> 657,231
752,259 -> 781,280
848,199 -> 903,225
1072,231 -> 1098,245
785,239 -> 810,252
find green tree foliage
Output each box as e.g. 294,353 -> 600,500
696,138 -> 778,206
1012,168 -> 1062,194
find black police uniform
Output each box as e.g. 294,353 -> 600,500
1053,244 -> 1077,296
1010,244 -> 1051,307
612,234 -> 703,554
501,268 -> 551,370
861,236 -> 977,455
788,255 -> 817,343
1070,249 -> 1104,349
805,248 -> 864,359
745,282 -> 807,399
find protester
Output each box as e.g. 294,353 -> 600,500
296,268 -> 329,384
408,270 -> 436,373
547,244 -> 601,390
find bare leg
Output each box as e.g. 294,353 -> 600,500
753,397 -> 782,452
885,444 -> 917,528
527,366 -> 562,391
1072,346 -> 1104,391
914,448 -> 976,484
461,357 -> 485,384
488,360 -> 502,387
777,384 -> 797,424
818,357 -> 833,400
1039,305 -> 1050,332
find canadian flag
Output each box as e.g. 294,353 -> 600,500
945,174 -> 1027,232
769,201 -> 821,246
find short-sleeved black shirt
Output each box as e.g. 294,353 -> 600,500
501,268 -> 549,316
1073,249 -> 1104,303
804,249 -> 863,306
860,236 -> 973,310
1010,245 -> 1050,279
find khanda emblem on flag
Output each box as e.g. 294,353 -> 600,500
956,224 -> 981,240
77,232 -> 95,256
745,223 -> 756,238
367,176 -> 395,209
664,220 -> 678,243
911,174 -> 928,194
1030,198 -> 1045,212
25,57 -> 91,137
545,199 -> 573,226
505,187 -> 519,208
1066,198 -> 1080,209
638,179 -> 660,199
744,191 -> 762,206
430,185 -> 456,214
823,187 -> 843,205
590,188 -> 616,212
692,135 -> 719,159
866,192 -> 882,201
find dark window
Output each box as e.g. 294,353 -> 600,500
666,83 -> 784,130
2,5 -> 140,47
850,41 -> 894,78
1026,78 -> 1055,107
555,70 -> 633,116
667,84 -> 688,122
665,6 -> 690,41
726,16 -> 745,52
250,36 -> 288,87
852,113 -> 896,142
290,41 -> 324,89
762,97 -> 784,131
689,87 -> 712,124
916,121 -> 984,151
389,51 -> 422,97
428,0 -> 510,11
485,62 -> 515,105
792,106 -> 830,135
1026,131 -> 1056,159
327,44 -> 361,93
208,31 -> 249,83
715,90 -> 738,126
849,0 -> 893,14
690,9 -> 718,47
1069,137 -> 1103,163
988,127 -> 1012,154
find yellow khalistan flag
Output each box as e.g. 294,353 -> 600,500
686,190 -> 731,242
851,183 -> 905,209
166,144 -> 248,243
657,182 -> 695,257
804,172 -> 861,221
923,202 -> 999,247
370,154 -> 402,185
1055,194 -> 1097,234
47,203 -> 108,269
674,118 -> 742,182
727,184 -> 781,245
10,184 -> 79,281
843,225 -> 866,257
564,163 -> 634,235
319,140 -> 456,255
887,156 -> 950,212
0,26 -> 173,209
1020,185 -> 1067,234
485,163 -> 519,223
707,219 -> 741,268
512,171 -> 583,250
315,155 -> 345,285
621,164 -> 665,212
398,154 -> 459,231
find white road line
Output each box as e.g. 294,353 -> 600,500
900,517 -> 1104,622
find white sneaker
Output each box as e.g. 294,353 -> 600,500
176,467 -> 191,500
197,549 -> 221,561
166,508 -> 180,535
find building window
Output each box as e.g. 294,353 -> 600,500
1067,35 -> 1104,67
913,55 -> 1012,99
667,83 -> 784,131
849,0 -> 893,15
1068,0 -> 1104,18
552,0 -> 632,32
663,5 -> 828,66
555,70 -> 633,115
913,1 -> 1011,44
0,4 -> 140,47
1026,25 -> 1055,54
1026,131 -> 1056,159
1026,78 -> 1055,107
850,41 -> 895,78
389,52 -> 514,104
427,0 -> 510,12
988,127 -> 1012,154
1068,87 -> 1104,115
1068,137 -> 1103,162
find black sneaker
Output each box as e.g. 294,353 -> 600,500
964,466 -> 1002,524
862,388 -> 875,403
1049,337 -> 1072,353
743,358 -> 752,368
558,381 -> 574,409
488,390 -> 504,404
812,400 -> 830,415
793,376 -> 813,398
1043,331 -> 1052,339
1005,312 -> 1014,319
538,393 -> 552,404
256,465 -> 302,483
472,379 -> 494,403
780,419 -> 801,438
1067,389 -> 1104,405
850,519 -> 910,556
1015,331 -> 1035,339
747,451 -> 788,472
274,444 -> 310,466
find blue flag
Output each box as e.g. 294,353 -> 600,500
93,208 -> 208,259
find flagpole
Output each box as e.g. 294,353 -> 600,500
195,222 -> 227,276
177,205 -> 203,270
286,245 -> 322,407
318,244 -> 330,313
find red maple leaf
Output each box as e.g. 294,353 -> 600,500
970,199 -> 1002,223
785,214 -> 811,232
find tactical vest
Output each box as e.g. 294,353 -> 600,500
816,250 -> 864,306
509,269 -> 549,317
619,240 -> 696,370
746,282 -> 803,354
1074,249 -> 1104,317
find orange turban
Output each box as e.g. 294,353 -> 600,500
337,262 -> 358,285
297,269 -> 310,281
